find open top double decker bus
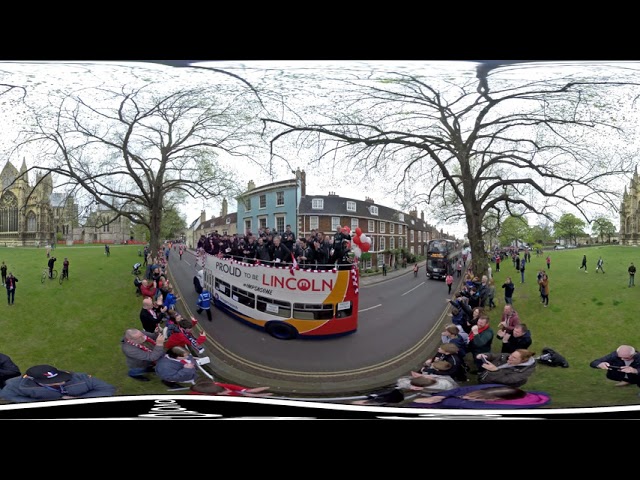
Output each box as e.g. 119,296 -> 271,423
200,255 -> 359,340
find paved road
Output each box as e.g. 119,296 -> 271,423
167,250 -> 455,395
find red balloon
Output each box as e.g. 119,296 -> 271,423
355,227 -> 362,236
361,242 -> 371,253
352,235 -> 362,246
342,226 -> 351,234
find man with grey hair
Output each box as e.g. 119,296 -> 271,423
590,345 -> 640,388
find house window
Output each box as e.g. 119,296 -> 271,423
398,213 -> 404,222
312,199 -> 324,209
417,230 -> 421,242
390,223 -> 394,234
276,216 -> 285,233
370,237 -> 375,251
259,217 -> 267,229
379,221 -> 385,233
368,220 -> 375,232
226,217 -> 231,224
410,246 -> 415,255
390,237 -> 395,249
398,237 -> 403,248
410,230 -> 414,242
398,224 -> 403,235
379,236 -> 385,251
331,217 -> 341,231
310,216 -> 319,230
245,219 -> 252,233
351,218 -> 359,232
347,201 -> 356,212
370,206 -> 378,216
259,194 -> 267,209
276,191 -> 285,206
245,197 -> 252,211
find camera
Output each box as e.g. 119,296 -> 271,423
608,365 -> 621,370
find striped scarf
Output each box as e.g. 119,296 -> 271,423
126,335 -> 157,352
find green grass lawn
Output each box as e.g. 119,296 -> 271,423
0,244 -> 169,398
477,245 -> 640,408
2,243 -> 640,409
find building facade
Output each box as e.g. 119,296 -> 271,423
72,207 -> 131,244
620,167 -> 640,246
0,159 -> 57,247
236,173 -> 300,237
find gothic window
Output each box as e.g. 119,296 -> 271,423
27,211 -> 37,232
0,191 -> 18,232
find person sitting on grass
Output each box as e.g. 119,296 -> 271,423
121,328 -> 166,382
0,364 -> 116,403
155,346 -> 199,390
590,345 -> 640,388
476,349 -> 537,387
189,378 -> 272,397
407,384 -> 551,409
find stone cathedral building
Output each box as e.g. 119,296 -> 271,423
620,166 -> 640,246
0,159 -> 57,247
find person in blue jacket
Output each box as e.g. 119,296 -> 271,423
0,364 -> 116,403
196,287 -> 213,322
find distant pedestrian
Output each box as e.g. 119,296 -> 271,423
546,255 -> 551,270
596,257 -> 605,274
495,254 -> 501,272
502,277 -> 515,305
0,261 -> 6,286
5,272 -> 17,305
382,263 -> 387,276
579,255 -> 587,273
105,244 -> 110,257
629,262 -> 636,287
519,260 -> 526,284
538,272 -> 549,307
456,260 -> 463,278
413,263 -> 419,277
446,273 -> 454,294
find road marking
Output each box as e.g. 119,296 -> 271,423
358,304 -> 381,312
402,282 -> 425,296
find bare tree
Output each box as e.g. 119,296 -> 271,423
15,78 -> 265,255
262,62 -> 640,274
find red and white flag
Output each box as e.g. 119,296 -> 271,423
290,253 -> 299,276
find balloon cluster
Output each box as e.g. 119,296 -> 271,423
349,227 -> 371,258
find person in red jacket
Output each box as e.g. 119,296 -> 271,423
139,279 -> 157,298
189,379 -> 272,397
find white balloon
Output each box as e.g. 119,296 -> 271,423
362,235 -> 371,245
352,245 -> 362,258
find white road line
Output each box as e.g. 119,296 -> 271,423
359,304 -> 382,312
402,282 -> 425,296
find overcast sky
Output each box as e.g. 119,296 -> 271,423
0,60 -> 637,240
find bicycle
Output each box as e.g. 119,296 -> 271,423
41,269 -> 58,283
59,269 -> 68,285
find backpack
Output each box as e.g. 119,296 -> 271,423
537,347 -> 569,368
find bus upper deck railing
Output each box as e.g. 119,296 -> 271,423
197,251 -> 356,271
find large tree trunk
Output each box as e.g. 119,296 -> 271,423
466,205 -> 487,278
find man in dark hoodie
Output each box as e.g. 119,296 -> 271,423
500,323 -> 532,354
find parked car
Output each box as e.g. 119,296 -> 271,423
554,245 -> 566,250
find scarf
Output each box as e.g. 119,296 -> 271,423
469,323 -> 490,341
125,335 -> 156,352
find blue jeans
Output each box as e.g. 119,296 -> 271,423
630,275 -> 635,287
505,296 -> 513,305
128,367 -> 152,377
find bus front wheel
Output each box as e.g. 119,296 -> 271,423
265,322 -> 298,340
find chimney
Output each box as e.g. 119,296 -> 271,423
364,197 -> 375,203
300,169 -> 306,197
328,191 -> 337,196
247,180 -> 256,191
200,210 -> 206,223
221,198 -> 228,217
410,209 -> 417,218
421,210 -> 424,221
